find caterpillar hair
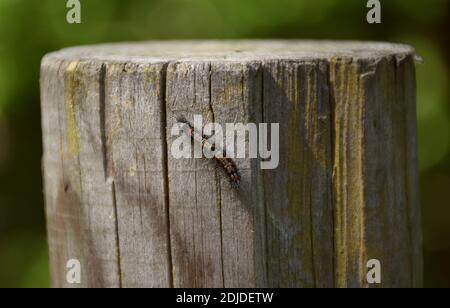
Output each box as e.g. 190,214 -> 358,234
176,117 -> 241,189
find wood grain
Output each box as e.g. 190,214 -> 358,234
41,41 -> 422,288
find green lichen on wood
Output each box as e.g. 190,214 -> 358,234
64,61 -> 81,159
330,58 -> 365,287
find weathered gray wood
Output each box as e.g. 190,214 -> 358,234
263,60 -> 334,287
166,61 -> 224,287
40,41 -> 422,288
41,59 -> 121,288
104,62 -> 171,287
329,56 -> 423,287
209,61 -> 264,287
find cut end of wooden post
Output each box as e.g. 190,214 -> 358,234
40,40 -> 422,288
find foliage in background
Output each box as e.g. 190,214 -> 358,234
0,0 -> 448,287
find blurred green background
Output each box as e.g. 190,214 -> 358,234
0,0 -> 448,288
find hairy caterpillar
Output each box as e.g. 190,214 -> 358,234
177,117 -> 241,189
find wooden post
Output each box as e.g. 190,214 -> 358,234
40,41 -> 422,288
